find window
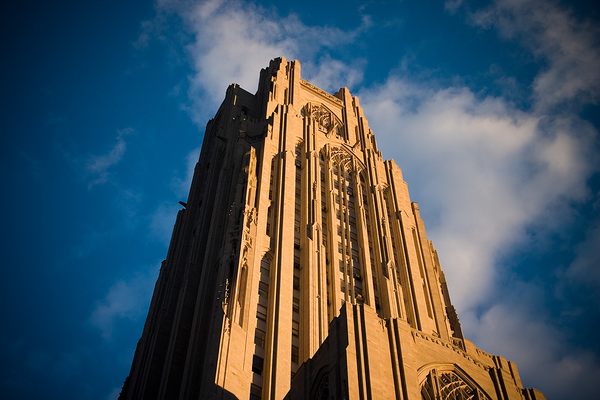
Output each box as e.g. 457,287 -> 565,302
250,384 -> 262,400
258,281 -> 269,297
252,355 -> 264,375
420,369 -> 491,400
254,329 -> 265,348
256,304 -> 267,320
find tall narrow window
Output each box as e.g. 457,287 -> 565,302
320,151 -> 331,321
291,143 -> 303,377
253,254 -> 271,392
361,173 -> 381,313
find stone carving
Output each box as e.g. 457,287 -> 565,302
420,369 -> 491,400
240,207 -> 256,273
222,278 -> 230,312
244,206 -> 257,228
329,147 -> 353,170
302,103 -> 344,139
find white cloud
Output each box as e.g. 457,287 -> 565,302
358,1 -> 600,396
302,55 -> 365,92
463,298 -> 600,399
86,128 -> 134,188
90,265 -> 158,340
155,0 -> 368,122
471,0 -> 600,111
360,79 -> 595,310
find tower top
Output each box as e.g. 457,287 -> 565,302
120,58 -> 544,400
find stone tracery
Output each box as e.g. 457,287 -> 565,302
302,102 -> 344,139
420,368 -> 491,400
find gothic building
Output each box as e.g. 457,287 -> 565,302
119,58 -> 544,400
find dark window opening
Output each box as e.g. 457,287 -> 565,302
252,355 -> 264,375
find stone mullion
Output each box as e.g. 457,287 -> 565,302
396,210 -> 422,330
365,151 -> 395,319
313,151 -> 329,344
262,106 -> 295,400
432,369 -> 441,398
348,174 -> 357,281
293,137 -> 306,370
353,172 -> 376,308
338,165 -> 347,303
348,167 -> 363,304
412,203 -> 449,340
310,122 -> 328,344
301,114 -> 319,360
231,148 -> 257,328
387,248 -> 404,320
387,210 -> 411,325
343,168 -> 354,304
384,163 -> 419,329
325,148 -> 341,320
381,186 -> 406,321
245,121 -> 280,396
261,139 -> 283,398
363,151 -> 387,316
303,148 -> 318,357
382,172 -> 410,321
405,219 -> 438,333
337,163 -> 350,304
212,148 -> 259,399
376,186 -> 402,319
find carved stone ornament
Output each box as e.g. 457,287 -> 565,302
302,103 -> 344,138
330,147 -> 353,172
420,368 -> 491,400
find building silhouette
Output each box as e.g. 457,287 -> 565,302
120,58 -> 544,400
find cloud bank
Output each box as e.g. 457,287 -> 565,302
471,0 -> 600,111
359,78 -> 596,311
155,0 -> 366,122
359,0 -> 600,396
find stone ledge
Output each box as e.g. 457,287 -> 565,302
300,79 -> 344,106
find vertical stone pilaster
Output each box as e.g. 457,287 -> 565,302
412,202 -> 450,340
261,106 -> 296,400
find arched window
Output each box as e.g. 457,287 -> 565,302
420,367 -> 491,400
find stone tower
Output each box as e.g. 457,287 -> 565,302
119,58 -> 544,400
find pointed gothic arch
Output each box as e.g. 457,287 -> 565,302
419,364 -> 491,400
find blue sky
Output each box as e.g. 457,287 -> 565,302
1,0 -> 599,399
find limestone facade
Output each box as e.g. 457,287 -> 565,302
119,57 -> 544,400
